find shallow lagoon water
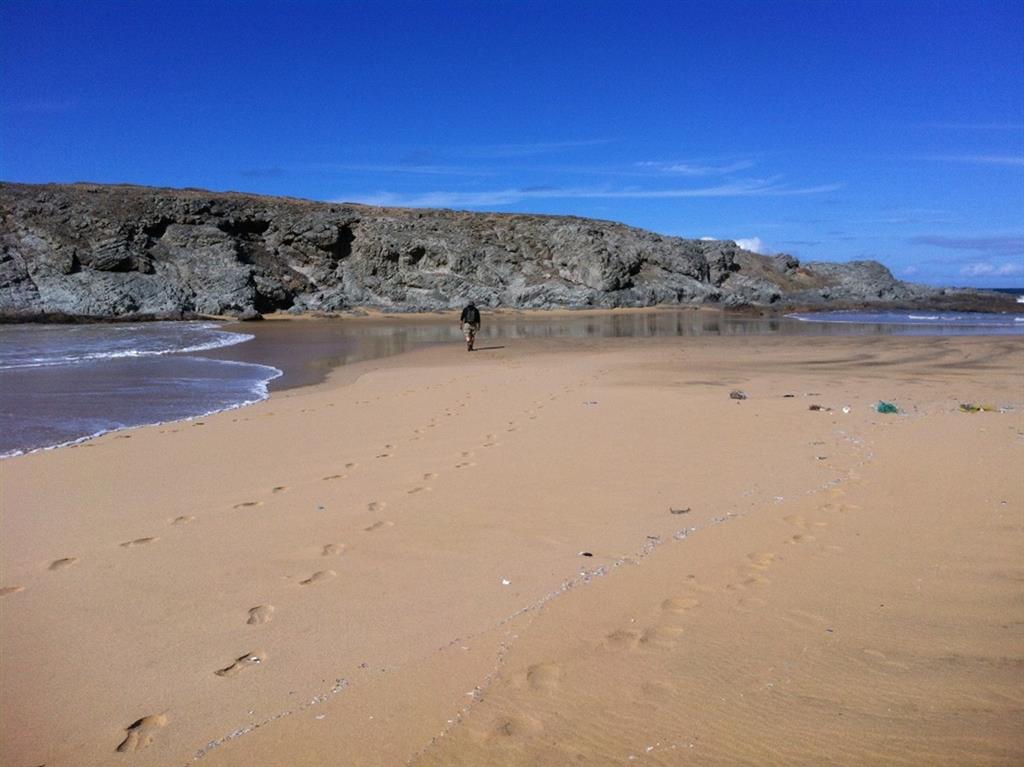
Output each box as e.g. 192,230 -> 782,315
3,308 -> 1021,456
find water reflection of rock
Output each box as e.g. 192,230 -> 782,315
206,310 -> 957,392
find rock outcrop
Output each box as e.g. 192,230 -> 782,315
0,182 -> 1015,320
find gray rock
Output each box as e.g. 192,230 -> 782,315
0,182 -> 1017,321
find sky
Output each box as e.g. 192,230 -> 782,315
2,0 -> 1022,287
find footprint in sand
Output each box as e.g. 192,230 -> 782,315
215,651 -> 266,677
322,543 -> 345,556
862,648 -> 910,670
492,713 -> 544,738
171,515 -> 195,525
604,629 -> 641,651
48,557 -> 78,571
741,572 -> 772,587
120,537 -> 158,548
747,552 -> 777,570
661,596 -> 700,613
783,514 -> 828,531
300,570 -> 336,585
364,521 -> 393,532
787,533 -> 816,545
423,472 -> 438,480
271,485 -> 288,494
639,625 -> 685,648
322,474 -> 345,481
367,501 -> 386,512
526,663 -> 562,692
455,461 -> 477,469
0,586 -> 25,596
345,462 -> 357,469
246,605 -> 275,625
116,713 -> 168,752
406,486 -> 430,495
233,501 -> 263,509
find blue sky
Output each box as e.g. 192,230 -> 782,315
2,0 -> 1022,287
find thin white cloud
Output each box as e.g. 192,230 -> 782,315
923,154 -> 1024,167
734,237 -> 768,254
338,180 -> 842,208
917,122 -> 1024,131
303,162 -> 487,177
2,99 -> 77,114
456,139 -> 614,159
960,262 -> 1024,277
636,159 -> 755,176
909,235 -> 1024,254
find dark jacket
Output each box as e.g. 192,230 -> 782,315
460,304 -> 481,325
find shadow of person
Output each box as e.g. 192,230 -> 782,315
472,345 -> 506,352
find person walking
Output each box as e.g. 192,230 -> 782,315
460,301 -> 481,351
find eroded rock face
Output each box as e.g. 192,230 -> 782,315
0,182 -> 1014,320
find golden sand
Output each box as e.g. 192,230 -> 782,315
2,331 -> 1022,766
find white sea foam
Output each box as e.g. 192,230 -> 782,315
0,322 -> 253,370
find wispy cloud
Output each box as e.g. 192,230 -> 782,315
636,159 -> 755,176
339,179 -> 842,208
922,154 -> 1024,167
2,99 -> 77,114
960,261 -> 1024,277
908,235 -> 1024,255
303,162 -> 488,177
917,122 -> 1024,131
240,167 -> 288,178
456,139 -> 614,159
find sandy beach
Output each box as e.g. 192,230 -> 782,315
2,326 -> 1022,766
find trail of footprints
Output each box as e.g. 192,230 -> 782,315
93,379 -> 578,749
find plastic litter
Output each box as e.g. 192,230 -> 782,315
670,507 -> 691,515
959,403 -> 996,413
729,390 -> 748,400
876,401 -> 898,414
808,404 -> 831,412
501,578 -> 511,586
842,406 -> 851,414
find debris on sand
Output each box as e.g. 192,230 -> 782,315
876,401 -> 898,414
729,390 -> 748,400
669,507 -> 691,515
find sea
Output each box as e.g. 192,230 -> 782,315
2,301 -> 1022,457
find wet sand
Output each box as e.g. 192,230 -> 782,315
1,329 -> 1022,766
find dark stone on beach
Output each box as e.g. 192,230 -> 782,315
730,390 -> 748,400
1,182 -> 1018,321
234,307 -> 263,321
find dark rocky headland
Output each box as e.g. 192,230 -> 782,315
1,182 -> 1016,321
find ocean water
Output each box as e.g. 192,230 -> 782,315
787,309 -> 1024,335
0,323 -> 281,457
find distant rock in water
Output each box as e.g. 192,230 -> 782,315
0,182 -> 1015,321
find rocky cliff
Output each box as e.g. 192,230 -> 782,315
0,182 -> 1014,320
